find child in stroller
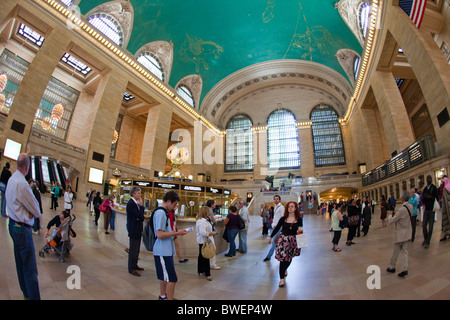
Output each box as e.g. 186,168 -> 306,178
39,210 -> 76,262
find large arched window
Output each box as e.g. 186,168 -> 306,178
137,52 -> 165,81
358,2 -> 370,40
310,105 -> 345,167
176,85 -> 195,107
87,13 -> 123,46
225,114 -> 253,172
353,56 -> 361,81
267,109 -> 300,169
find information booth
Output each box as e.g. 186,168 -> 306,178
118,179 -> 133,205
113,178 -> 234,256
132,180 -> 153,210
179,183 -> 205,218
153,180 -> 180,209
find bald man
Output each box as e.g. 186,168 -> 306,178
6,153 -> 41,300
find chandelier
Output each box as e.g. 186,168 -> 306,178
0,93 -> 6,113
51,103 -> 64,120
0,74 -> 7,92
41,116 -> 52,131
112,130 -> 119,144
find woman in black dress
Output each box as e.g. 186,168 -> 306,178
346,199 -> 359,245
268,201 -> 303,287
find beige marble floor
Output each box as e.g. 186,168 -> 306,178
1,195 -> 449,300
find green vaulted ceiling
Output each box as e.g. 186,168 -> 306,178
78,0 -> 362,108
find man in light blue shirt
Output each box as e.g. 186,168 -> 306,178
152,191 -> 187,300
6,153 -> 41,300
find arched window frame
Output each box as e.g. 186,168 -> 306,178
87,13 -> 124,46
358,2 -> 370,40
353,55 -> 361,81
225,114 -> 253,172
176,84 -> 195,107
267,109 -> 300,170
310,105 -> 346,167
137,52 -> 165,81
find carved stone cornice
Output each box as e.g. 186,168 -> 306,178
201,59 -> 353,126
335,0 -> 366,47
135,41 -> 174,82
85,0 -> 134,49
174,74 -> 203,109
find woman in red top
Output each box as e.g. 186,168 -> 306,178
101,194 -> 115,234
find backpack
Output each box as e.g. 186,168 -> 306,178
143,206 -> 169,252
238,215 -> 245,230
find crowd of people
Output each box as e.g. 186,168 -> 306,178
327,175 -> 449,278
2,153 -> 449,300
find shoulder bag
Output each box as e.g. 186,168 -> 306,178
201,237 -> 216,259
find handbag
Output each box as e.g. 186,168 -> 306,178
266,218 -> 273,229
222,227 -> 229,243
238,216 -> 245,230
434,199 -> 440,212
347,215 -> 359,226
99,200 -> 107,212
201,238 -> 216,259
296,233 -> 307,248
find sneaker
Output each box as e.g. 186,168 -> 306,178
211,265 -> 221,270
158,295 -> 167,300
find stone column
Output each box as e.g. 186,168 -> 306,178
298,126 -> 314,177
253,129 -> 268,180
388,5 -> 450,155
82,69 -> 128,190
140,103 -> 173,173
340,122 -> 356,173
371,71 -> 415,155
0,0 -> 17,33
1,28 -> 71,151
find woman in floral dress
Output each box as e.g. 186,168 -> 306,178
268,201 -> 303,287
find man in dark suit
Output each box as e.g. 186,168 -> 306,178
127,187 -> 145,276
422,175 -> 439,248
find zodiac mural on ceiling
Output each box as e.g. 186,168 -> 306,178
179,34 -> 224,73
264,0 -> 347,61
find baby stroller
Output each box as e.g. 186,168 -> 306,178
39,213 -> 76,263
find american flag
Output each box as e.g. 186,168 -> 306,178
398,0 -> 428,29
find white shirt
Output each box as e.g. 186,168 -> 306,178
5,170 -> 41,226
239,205 -> 250,230
64,191 -> 73,210
273,203 -> 285,228
196,218 -> 213,244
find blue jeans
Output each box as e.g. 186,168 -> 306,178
0,182 -> 7,217
8,219 -> 40,300
265,229 -> 281,259
227,229 -> 239,256
110,210 -> 116,230
238,229 -> 248,252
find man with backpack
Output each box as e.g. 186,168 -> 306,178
152,191 -> 187,300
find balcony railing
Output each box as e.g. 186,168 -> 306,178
362,134 -> 436,187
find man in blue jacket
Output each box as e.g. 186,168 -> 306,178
127,187 -> 145,276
